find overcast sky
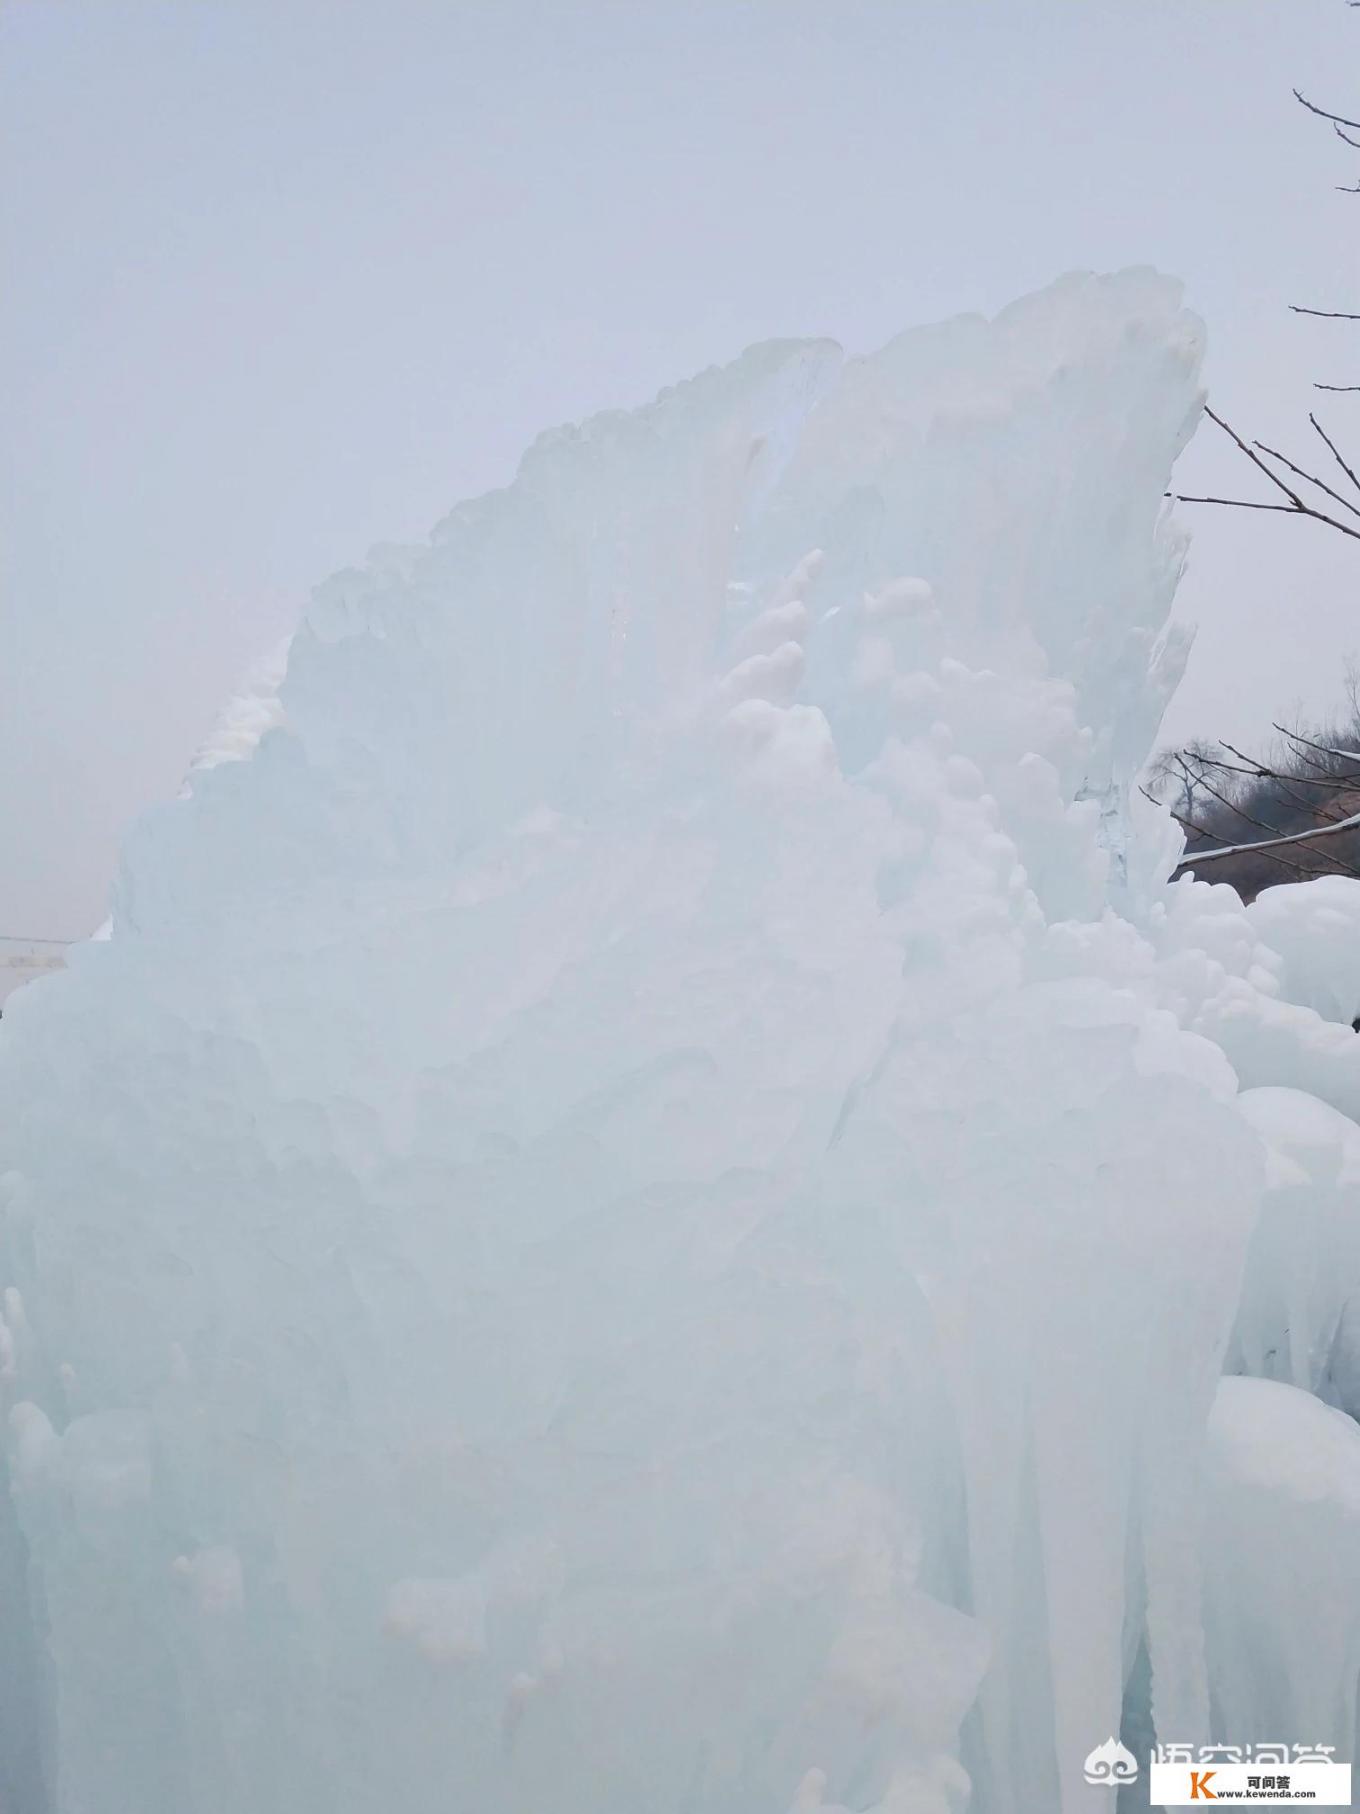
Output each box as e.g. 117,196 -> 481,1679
4,0 -> 1359,942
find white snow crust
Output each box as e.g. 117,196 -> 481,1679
4,270 -> 1360,1813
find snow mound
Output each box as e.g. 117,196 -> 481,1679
4,270 -> 1360,1813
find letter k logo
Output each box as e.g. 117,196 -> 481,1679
1190,1771 -> 1216,1799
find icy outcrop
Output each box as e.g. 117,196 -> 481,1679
5,270 -> 1360,1813
1204,1378 -> 1360,1751
1245,873 -> 1360,1028
185,637 -> 291,779
1227,1088 -> 1360,1415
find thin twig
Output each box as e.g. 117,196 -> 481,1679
1272,722 -> 1360,764
1315,384 -> 1360,393
1165,486 -> 1360,538
1193,743 -> 1358,799
1218,731 -> 1360,807
1290,306 -> 1360,319
1310,413 -> 1360,500
1295,87 -> 1360,132
1277,742 -> 1344,781
1174,754 -> 1308,845
1140,782 -> 1190,826
1217,741 -> 1273,777
1165,493 -> 1299,515
1189,750 -> 1272,781
1218,740 -> 1360,790
1205,407 -> 1305,506
1275,774 -> 1347,816
1254,437 -> 1360,519
1168,408 -> 1360,540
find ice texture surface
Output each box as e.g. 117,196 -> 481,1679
5,271 -> 1360,1813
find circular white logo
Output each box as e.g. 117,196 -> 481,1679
1083,1738 -> 1139,1787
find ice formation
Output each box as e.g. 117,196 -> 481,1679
6,270 -> 1360,1813
185,637 -> 291,779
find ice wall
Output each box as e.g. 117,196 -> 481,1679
5,270 -> 1360,1814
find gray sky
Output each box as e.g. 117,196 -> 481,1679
4,0 -> 1358,943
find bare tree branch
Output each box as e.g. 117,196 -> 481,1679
1142,783 -> 1318,879
1213,735 -> 1360,821
1170,814 -> 1325,882
1310,412 -> 1360,499
1315,383 -> 1360,393
1271,722 -> 1360,764
1295,86 -> 1360,131
1253,436 -> 1360,518
1290,306 -> 1360,319
1191,742 -> 1360,799
1145,754 -> 1344,882
1273,740 -> 1354,787
1218,740 -> 1360,790
1167,756 -> 1360,881
1191,749 -> 1274,781
1165,492 -> 1300,515
1272,772 -> 1346,816
1172,808 -> 1360,871
1168,409 -> 1360,540
1205,407 -> 1307,504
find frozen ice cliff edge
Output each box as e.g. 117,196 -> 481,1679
8,270 -> 1360,1814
